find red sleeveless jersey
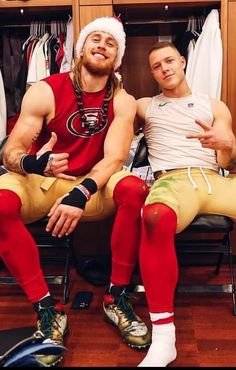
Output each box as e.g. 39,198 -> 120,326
30,72 -> 114,176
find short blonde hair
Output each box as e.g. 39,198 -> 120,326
148,41 -> 180,57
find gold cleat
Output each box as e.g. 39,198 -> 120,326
103,286 -> 151,348
36,304 -> 68,366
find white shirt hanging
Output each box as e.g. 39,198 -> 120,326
60,16 -> 74,73
186,9 -> 222,99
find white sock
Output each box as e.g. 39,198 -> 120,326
138,312 -> 177,367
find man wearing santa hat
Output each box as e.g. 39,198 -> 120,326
0,16 -> 150,366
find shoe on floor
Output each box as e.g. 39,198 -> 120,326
34,296 -> 68,366
103,285 -> 151,349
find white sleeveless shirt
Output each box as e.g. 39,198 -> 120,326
144,92 -> 218,173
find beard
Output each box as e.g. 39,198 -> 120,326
82,55 -> 114,76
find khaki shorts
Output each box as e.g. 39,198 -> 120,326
145,167 -> 236,233
0,170 -> 135,224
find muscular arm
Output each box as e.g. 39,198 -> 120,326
3,81 -> 53,173
84,89 -> 137,188
211,99 -> 236,170
186,99 -> 236,170
136,97 -> 152,132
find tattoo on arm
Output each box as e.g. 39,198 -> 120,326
5,150 -> 28,174
4,131 -> 41,174
31,131 -> 40,145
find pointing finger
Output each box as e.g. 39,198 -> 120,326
195,119 -> 211,131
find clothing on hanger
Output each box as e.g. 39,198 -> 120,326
186,9 -> 222,99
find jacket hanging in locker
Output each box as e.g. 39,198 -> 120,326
185,9 -> 222,99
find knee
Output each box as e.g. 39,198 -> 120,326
113,175 -> 149,207
0,190 -> 21,218
142,203 -> 177,232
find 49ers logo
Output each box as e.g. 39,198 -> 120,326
67,108 -> 107,137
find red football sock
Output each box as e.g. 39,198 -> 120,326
0,190 -> 49,302
110,176 -> 149,285
140,203 -> 178,312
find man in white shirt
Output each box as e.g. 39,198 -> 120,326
135,40 -> 236,367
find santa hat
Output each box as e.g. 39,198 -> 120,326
75,16 -> 126,71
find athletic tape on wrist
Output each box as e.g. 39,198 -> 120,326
75,184 -> 91,201
61,187 -> 87,210
20,151 -> 52,175
61,178 -> 98,210
80,178 -> 98,195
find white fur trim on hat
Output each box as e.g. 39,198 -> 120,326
76,17 -> 126,71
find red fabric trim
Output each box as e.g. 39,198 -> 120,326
152,316 -> 174,325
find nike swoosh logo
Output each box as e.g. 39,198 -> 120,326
158,102 -> 168,107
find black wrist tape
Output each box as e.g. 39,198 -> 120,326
20,151 -> 52,175
61,178 -> 98,210
61,187 -> 87,210
80,178 -> 98,195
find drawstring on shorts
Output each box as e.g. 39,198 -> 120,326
187,167 -> 212,195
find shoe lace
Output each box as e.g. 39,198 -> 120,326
116,292 -> 137,324
38,306 -> 61,339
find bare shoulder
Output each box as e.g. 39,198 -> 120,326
210,98 -> 232,120
21,81 -> 54,117
136,97 -> 152,120
24,80 -> 53,98
115,88 -> 136,104
114,88 -> 136,114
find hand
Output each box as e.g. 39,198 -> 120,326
46,195 -> 83,237
186,119 -> 234,151
37,132 -> 76,180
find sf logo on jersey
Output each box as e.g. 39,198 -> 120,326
67,108 -> 107,137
